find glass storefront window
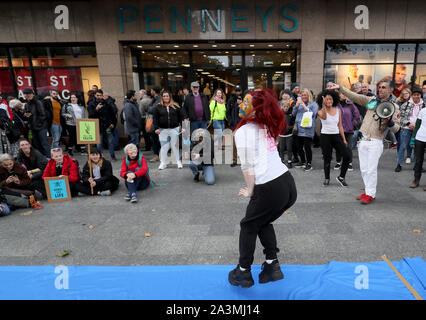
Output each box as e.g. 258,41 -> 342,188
247,71 -> 268,90
397,44 -> 416,63
245,50 -> 295,68
324,64 -> 394,94
0,48 -> 8,68
34,67 -> 85,100
415,64 -> 426,87
0,69 -> 14,96
417,44 -> 426,63
10,47 -> 30,67
30,46 -> 98,67
325,43 -> 395,64
143,71 -> 166,89
141,51 -> 189,68
192,51 -> 242,68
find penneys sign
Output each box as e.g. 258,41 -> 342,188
118,5 -> 299,34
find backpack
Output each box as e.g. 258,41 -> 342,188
0,115 -> 21,143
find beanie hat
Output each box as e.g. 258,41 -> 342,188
291,83 -> 299,90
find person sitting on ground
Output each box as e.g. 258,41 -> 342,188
75,145 -> 119,196
42,147 -> 81,197
16,138 -> 48,199
120,143 -> 151,203
185,128 -> 215,185
0,188 -> 11,217
0,153 -> 42,209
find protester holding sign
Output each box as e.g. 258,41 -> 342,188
42,148 -> 81,197
61,93 -> 87,155
75,146 -> 119,196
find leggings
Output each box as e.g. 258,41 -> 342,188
320,133 -> 350,179
239,172 -> 297,269
296,136 -> 313,164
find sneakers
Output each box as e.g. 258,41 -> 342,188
228,266 -> 254,288
304,164 -> 313,171
348,163 -> 353,171
294,162 -> 305,168
124,193 -> 132,201
130,193 -> 138,203
258,260 -> 284,284
356,193 -> 366,200
361,195 -> 375,205
395,164 -> 402,172
334,163 -> 341,170
287,162 -> 293,169
406,158 -> 412,164
177,161 -> 183,169
100,190 -> 111,196
323,179 -> 330,186
158,162 -> 167,170
336,176 -> 348,187
389,142 -> 398,149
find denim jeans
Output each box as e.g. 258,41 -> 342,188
98,130 -> 115,157
125,174 -> 150,195
0,202 -> 11,217
159,127 -> 180,164
212,120 -> 225,148
112,127 -> 120,149
50,124 -> 62,149
190,120 -> 207,137
397,129 -> 414,165
129,132 -> 140,148
32,128 -> 51,158
189,162 -> 215,185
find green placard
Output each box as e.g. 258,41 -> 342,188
76,119 -> 100,144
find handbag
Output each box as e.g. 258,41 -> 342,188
300,111 -> 313,128
145,114 -> 153,132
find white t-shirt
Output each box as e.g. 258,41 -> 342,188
415,108 -> 426,143
235,122 -> 288,185
71,103 -> 83,119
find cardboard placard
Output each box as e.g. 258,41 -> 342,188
44,176 -> 72,203
76,118 -> 100,145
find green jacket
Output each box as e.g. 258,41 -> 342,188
209,100 -> 227,121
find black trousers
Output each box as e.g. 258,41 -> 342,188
278,135 -> 293,163
320,133 -> 350,179
296,136 -> 313,164
336,133 -> 354,164
414,140 -> 425,181
239,172 -> 297,269
73,177 -> 119,196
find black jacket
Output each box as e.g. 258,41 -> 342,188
25,97 -> 50,131
87,98 -> 117,132
81,159 -> 119,186
153,103 -> 185,129
182,93 -> 210,122
123,99 -> 143,134
226,94 -> 242,129
16,148 -> 48,180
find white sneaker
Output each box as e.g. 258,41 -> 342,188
177,161 -> 183,169
406,158 -> 411,164
158,163 -> 167,170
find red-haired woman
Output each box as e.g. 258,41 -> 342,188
228,89 -> 298,288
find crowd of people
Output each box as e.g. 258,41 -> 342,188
0,76 -> 425,217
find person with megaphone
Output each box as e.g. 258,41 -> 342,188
327,80 -> 400,205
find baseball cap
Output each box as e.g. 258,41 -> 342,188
23,88 -> 34,94
191,81 -> 200,87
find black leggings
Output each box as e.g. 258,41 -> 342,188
296,136 -> 313,164
239,172 -> 297,269
414,140 -> 425,181
73,177 -> 119,196
320,134 -> 350,179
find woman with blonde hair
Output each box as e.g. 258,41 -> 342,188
153,90 -> 186,170
209,88 -> 227,149
291,88 -> 319,171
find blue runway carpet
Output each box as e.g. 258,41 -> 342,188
0,257 -> 424,300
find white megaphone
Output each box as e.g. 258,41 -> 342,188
374,102 -> 395,119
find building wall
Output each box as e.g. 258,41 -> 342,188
1,0 -> 426,117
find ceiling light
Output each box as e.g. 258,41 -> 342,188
268,44 -> 273,47
212,45 -> 217,48
174,45 -> 179,48
249,44 -> 255,47
137,45 -> 142,48
193,45 -> 199,48
155,45 -> 161,48
231,44 -> 236,47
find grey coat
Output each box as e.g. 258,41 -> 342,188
123,98 -> 143,134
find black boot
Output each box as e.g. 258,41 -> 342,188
228,266 -> 254,288
258,260 -> 284,284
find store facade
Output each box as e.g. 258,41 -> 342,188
1,0 -> 426,133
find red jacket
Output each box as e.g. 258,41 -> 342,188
120,154 -> 150,183
42,154 -> 80,183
